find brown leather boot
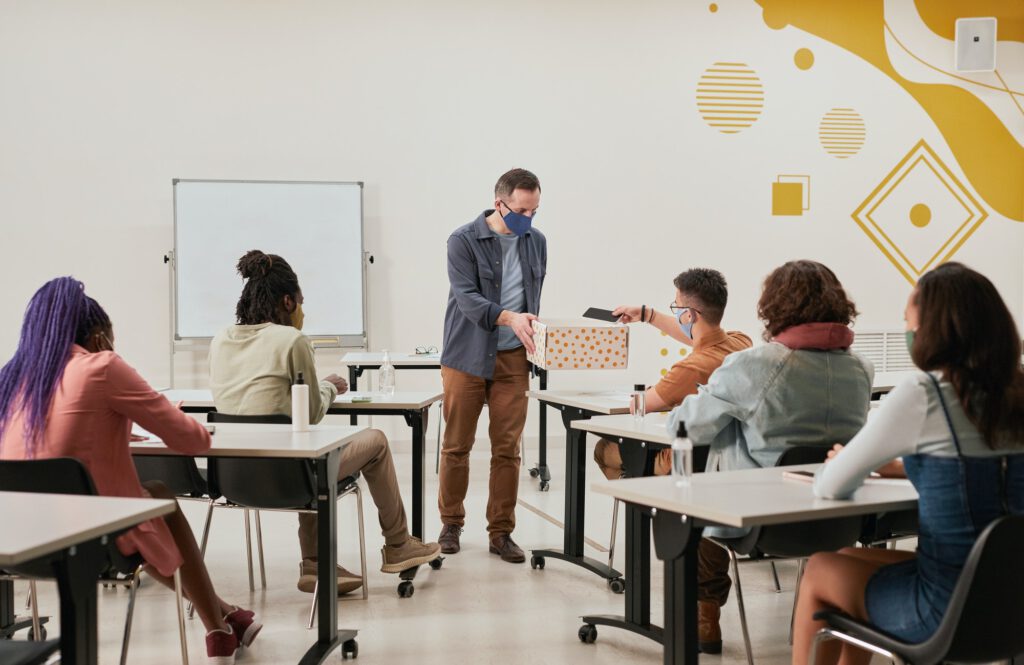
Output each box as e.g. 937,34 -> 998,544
488,534 -> 525,563
438,524 -> 462,554
698,600 -> 722,654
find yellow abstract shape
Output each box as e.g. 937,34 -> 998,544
709,3 -> 719,12
661,368 -> 669,377
794,47 -> 815,70
772,182 -> 804,215
852,139 -> 988,284
679,348 -> 688,356
913,0 -> 1024,43
660,348 -> 669,356
696,62 -> 765,134
910,203 -> 932,227
819,108 -> 866,158
755,0 -> 1024,222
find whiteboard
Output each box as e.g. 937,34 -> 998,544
173,179 -> 364,340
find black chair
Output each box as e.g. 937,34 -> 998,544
0,639 -> 60,665
810,514 -> 1024,665
714,445 -> 864,665
205,412 -> 367,625
0,458 -> 188,665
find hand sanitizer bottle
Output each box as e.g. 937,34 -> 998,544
292,372 -> 310,432
671,421 -> 693,486
379,350 -> 396,397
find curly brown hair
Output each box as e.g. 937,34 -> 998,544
756,260 -> 858,340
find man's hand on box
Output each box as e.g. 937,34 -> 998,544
613,305 -> 642,324
498,311 -> 539,354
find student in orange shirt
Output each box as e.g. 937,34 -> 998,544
594,268 -> 751,479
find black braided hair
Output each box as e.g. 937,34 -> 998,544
234,250 -> 301,326
74,297 -> 112,346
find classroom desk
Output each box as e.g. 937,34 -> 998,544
0,492 -> 175,665
131,424 -> 365,664
159,389 -> 441,540
589,466 -> 919,665
339,351 -> 442,424
526,390 -> 631,587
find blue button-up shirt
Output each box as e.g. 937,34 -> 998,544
441,210 -> 547,379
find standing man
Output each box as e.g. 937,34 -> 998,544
437,168 -> 546,564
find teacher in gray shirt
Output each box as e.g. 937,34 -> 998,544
437,168 -> 547,564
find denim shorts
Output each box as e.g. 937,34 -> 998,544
865,558 -> 942,644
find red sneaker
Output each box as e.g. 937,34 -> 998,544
205,627 -> 238,664
224,607 -> 262,648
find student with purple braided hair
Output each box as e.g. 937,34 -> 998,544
0,277 -> 260,663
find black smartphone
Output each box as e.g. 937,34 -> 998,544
582,307 -> 619,323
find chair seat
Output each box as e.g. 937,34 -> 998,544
0,638 -> 61,665
813,610 -> 933,662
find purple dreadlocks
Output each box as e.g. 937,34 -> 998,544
0,277 -> 110,458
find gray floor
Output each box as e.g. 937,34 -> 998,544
13,437 -> 841,664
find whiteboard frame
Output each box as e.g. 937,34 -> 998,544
170,178 -> 368,347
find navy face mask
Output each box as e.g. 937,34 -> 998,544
500,201 -> 534,237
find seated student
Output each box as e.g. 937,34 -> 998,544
593,268 -> 751,480
667,260 -> 874,654
792,262 -> 1024,665
209,250 -> 441,595
0,278 -> 259,663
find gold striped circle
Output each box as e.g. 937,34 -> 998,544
696,61 -> 764,134
819,107 -> 866,158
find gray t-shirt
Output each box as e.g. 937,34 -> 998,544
493,229 -> 526,350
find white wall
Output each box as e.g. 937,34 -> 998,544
2,1 -> 1022,442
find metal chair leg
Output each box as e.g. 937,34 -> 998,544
770,560 -> 782,592
119,566 -> 144,665
189,500 -> 216,619
307,578 -> 318,630
244,508 -> 255,592
355,486 -> 368,600
607,499 -> 621,571
786,557 -> 802,647
173,568 -> 189,665
435,399 -> 443,475
254,510 -> 267,589
729,549 -> 755,665
28,581 -> 40,640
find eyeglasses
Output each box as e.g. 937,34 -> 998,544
415,346 -> 438,355
669,303 -> 702,318
500,200 -> 538,217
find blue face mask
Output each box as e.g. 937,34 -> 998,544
677,309 -> 696,340
500,202 -> 534,237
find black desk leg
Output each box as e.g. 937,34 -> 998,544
53,544 -> 104,665
530,407 -> 621,584
528,369 -> 551,490
0,579 -> 12,636
404,408 -> 427,540
579,502 -> 664,645
300,448 -> 357,664
654,510 -> 703,665
347,367 -> 360,426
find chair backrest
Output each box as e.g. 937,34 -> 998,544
751,445 -> 862,557
0,457 -> 97,495
133,457 -> 209,498
204,412 -> 317,509
928,514 -> 1024,662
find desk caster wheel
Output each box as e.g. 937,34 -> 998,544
607,577 -> 625,594
530,555 -> 545,570
398,581 -> 415,598
28,626 -> 46,641
428,557 -> 443,571
529,467 -> 539,478
539,480 -> 549,492
578,624 -> 597,644
342,638 -> 358,659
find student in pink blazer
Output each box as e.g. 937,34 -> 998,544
0,277 -> 259,663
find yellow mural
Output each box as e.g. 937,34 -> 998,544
852,139 -> 988,285
755,0 -> 1024,223
819,108 -> 866,159
772,175 -> 811,216
696,62 -> 765,134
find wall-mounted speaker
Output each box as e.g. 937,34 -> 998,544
955,17 -> 998,72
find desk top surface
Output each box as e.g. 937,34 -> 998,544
340,352 -> 441,367
131,423 -> 365,458
160,389 -> 441,410
572,412 -> 676,444
0,492 -> 175,566
593,464 -> 918,528
526,389 -> 632,414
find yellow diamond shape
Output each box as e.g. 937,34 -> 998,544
852,140 -> 987,285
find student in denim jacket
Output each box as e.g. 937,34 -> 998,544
667,260 -> 874,653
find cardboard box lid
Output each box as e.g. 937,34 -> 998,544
534,318 -> 626,329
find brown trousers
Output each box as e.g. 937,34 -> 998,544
298,428 -> 408,560
593,438 -> 672,480
438,348 -> 529,537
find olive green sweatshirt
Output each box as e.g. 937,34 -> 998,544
209,323 -> 337,424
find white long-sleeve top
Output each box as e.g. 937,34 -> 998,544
814,370 -> 1010,500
